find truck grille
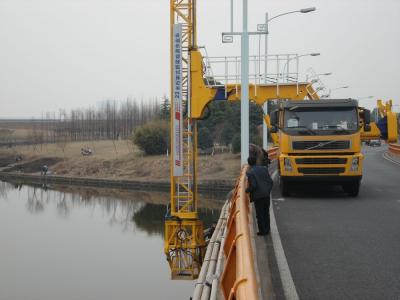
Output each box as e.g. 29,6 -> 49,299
292,140 -> 350,150
295,158 -> 347,165
298,167 -> 345,175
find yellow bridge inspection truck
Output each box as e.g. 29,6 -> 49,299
270,99 -> 370,197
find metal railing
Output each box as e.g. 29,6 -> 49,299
200,48 -> 306,98
305,68 -> 329,99
192,147 -> 278,300
202,54 -> 300,85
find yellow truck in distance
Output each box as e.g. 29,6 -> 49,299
270,99 -> 370,197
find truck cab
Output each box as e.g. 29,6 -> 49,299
270,99 -> 370,197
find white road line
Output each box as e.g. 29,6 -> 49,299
273,197 -> 286,201
270,170 -> 299,300
382,152 -> 400,167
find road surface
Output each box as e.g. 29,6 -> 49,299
268,145 -> 400,300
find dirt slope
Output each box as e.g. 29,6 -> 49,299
0,140 -> 240,182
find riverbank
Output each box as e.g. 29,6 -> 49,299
0,171 -> 234,193
0,140 -> 239,193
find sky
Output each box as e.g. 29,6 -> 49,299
0,0 -> 399,118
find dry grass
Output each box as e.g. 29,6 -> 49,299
0,140 -> 241,182
0,128 -> 35,140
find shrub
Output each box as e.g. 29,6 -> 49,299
221,125 -> 234,146
198,127 -> 214,150
133,121 -> 168,155
232,133 -> 241,153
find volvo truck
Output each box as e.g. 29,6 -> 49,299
270,99 -> 370,197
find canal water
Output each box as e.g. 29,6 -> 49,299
0,181 -> 224,300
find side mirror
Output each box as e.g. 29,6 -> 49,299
364,109 -> 371,125
270,110 -> 278,127
363,109 -> 371,132
270,126 -> 277,133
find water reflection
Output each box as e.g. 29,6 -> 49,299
132,203 -> 221,236
0,180 -> 224,236
0,180 -> 225,300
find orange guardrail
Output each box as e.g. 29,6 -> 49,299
389,143 -> 400,155
220,146 -> 278,300
221,166 -> 260,300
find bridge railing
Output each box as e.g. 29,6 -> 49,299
192,147 -> 278,300
388,143 -> 400,155
267,147 -> 279,160
220,147 -> 278,299
220,166 -> 260,299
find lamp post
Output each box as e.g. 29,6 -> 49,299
355,96 -> 374,107
357,96 -> 374,101
262,7 -> 316,149
280,53 -> 320,80
321,85 -> 349,98
221,0 -> 251,165
307,72 -> 332,82
241,0 -> 249,165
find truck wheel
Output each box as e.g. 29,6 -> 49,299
342,181 -> 360,197
280,177 -> 291,197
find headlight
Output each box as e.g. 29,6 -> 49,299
284,158 -> 293,171
350,157 -> 359,171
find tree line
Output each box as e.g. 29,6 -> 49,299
15,95 -> 265,155
29,98 -> 161,144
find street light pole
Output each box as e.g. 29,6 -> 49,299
357,96 -> 374,100
261,7 -> 316,150
281,53 -> 320,77
241,0 -> 249,165
323,85 -> 349,98
262,12 -> 269,149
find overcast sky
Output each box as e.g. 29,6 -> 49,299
0,0 -> 399,118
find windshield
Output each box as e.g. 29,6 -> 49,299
283,107 -> 358,135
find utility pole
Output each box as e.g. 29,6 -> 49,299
262,12 -> 269,150
241,0 -> 249,165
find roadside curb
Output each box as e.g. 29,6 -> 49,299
383,151 -> 400,166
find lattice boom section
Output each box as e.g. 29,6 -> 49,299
171,0 -> 197,216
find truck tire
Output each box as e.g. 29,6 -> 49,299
342,181 -> 360,197
280,177 -> 291,197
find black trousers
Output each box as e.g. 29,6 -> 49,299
254,197 -> 270,234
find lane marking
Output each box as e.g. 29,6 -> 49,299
273,197 -> 286,202
270,170 -> 300,300
382,152 -> 400,167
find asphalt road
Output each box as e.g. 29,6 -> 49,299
270,145 -> 400,300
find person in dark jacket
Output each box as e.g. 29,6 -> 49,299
245,156 -> 273,235
262,149 -> 271,166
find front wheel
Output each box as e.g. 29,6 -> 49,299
280,177 -> 291,197
342,181 -> 360,197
